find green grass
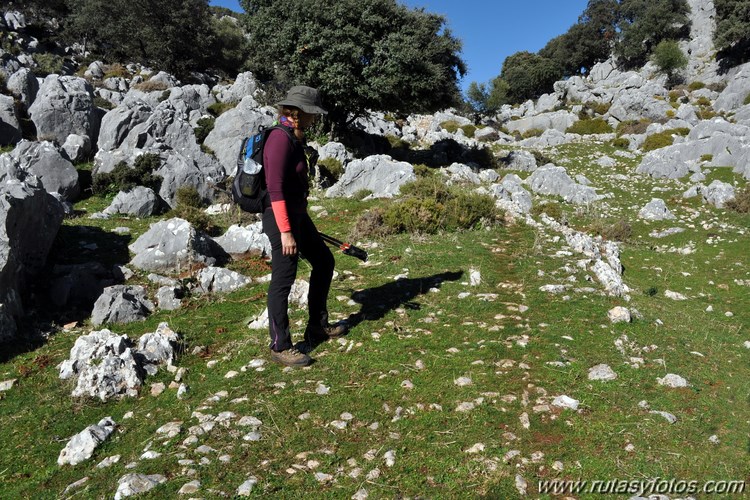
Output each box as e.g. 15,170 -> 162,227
1,141 -> 750,498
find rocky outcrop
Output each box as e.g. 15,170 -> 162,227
0,94 -> 20,146
6,141 -> 80,200
103,186 -> 160,217
214,222 -> 271,256
326,155 -> 416,198
58,417 -> 117,466
0,178 -> 64,341
28,75 -> 100,146
527,165 -> 602,205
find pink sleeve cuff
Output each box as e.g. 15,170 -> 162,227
271,200 -> 291,233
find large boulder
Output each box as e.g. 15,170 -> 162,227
58,417 -> 117,466
326,155 -> 415,198
714,62 -> 750,112
28,75 -> 100,146
214,222 -> 271,256
488,174 -> 533,214
59,328 -> 144,400
526,165 -> 601,205
129,217 -> 227,273
636,120 -> 750,179
702,180 -> 735,208
213,71 -> 260,103
194,267 -> 251,295
203,95 -> 275,175
103,186 -> 159,217
0,94 -> 20,146
505,110 -> 578,135
97,100 -> 153,152
638,198 -> 676,220
7,141 -> 80,200
90,285 -> 155,326
0,179 -> 65,341
608,82 -> 671,123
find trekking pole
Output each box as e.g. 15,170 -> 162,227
319,232 -> 368,262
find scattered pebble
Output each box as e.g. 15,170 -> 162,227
178,480 -> 200,495
316,384 -> 330,395
454,376 -> 472,387
709,435 -> 720,444
515,474 -> 528,495
401,380 -> 414,389
236,477 -> 258,496
465,443 -> 485,454
552,395 -> 579,410
0,379 -> 17,391
649,410 -> 678,424
383,450 -> 396,467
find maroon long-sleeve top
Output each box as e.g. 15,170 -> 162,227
263,127 -> 308,232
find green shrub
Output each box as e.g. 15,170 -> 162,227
666,109 -> 675,118
668,90 -> 682,102
531,202 -> 562,220
695,96 -> 711,107
642,129 -> 688,152
522,128 -> 544,139
688,81 -> 705,91
349,207 -> 394,240
697,108 -> 717,120
207,101 -> 237,117
175,185 -> 203,208
439,120 -> 459,133
317,157 -> 344,181
616,120 -> 651,136
584,101 -> 611,115
460,124 -> 476,138
91,153 -> 162,196
194,117 -> 215,144
412,163 -> 433,178
372,176 -> 500,234
133,80 -> 170,92
725,185 -> 750,213
611,137 -> 630,149
566,118 -> 613,135
32,53 -> 65,77
172,186 -> 214,233
744,92 -> 750,106
93,96 -> 115,110
386,134 -> 410,150
103,64 -> 130,80
531,150 -> 554,166
588,218 -> 633,242
700,154 -> 713,162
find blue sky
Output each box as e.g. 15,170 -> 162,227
209,0 -> 590,91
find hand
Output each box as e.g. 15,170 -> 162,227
281,232 -> 297,256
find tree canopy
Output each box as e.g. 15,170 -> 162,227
714,0 -> 750,66
499,51 -> 561,103
63,0 -> 216,77
240,0 -> 466,129
614,0 -> 690,68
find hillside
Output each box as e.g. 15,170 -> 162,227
1,1 -> 750,498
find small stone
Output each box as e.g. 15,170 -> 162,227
552,461 -> 564,471
709,435 -> 720,444
503,450 -> 521,463
366,468 -> 381,480
316,384 -> 330,395
96,455 -> 121,468
465,443 -> 485,454
625,443 -> 635,452
608,306 -> 631,323
62,477 -> 89,495
243,431 -> 262,441
650,410 -> 678,424
725,311 -> 734,317
225,371 -> 239,379
236,476 -> 258,496
238,416 -> 263,427
150,383 -> 166,396
195,445 -> 215,454
177,383 -> 188,399
114,474 -> 167,500
314,472 -> 333,483
122,411 -> 134,420
401,380 -> 414,389
469,268 -> 481,286
330,420 -> 348,430
665,290 -> 688,301
552,395 -> 579,410
140,451 -> 161,460
706,305 -> 714,312
456,402 -> 476,412
454,376 -> 472,387
588,364 -> 617,381
657,373 -> 689,388
415,359 -> 425,370
744,341 -> 750,349
515,474 -> 528,495
219,455 -> 232,462
0,379 -> 17,391
155,421 -> 182,438
340,412 -> 354,421
178,480 -> 200,495
383,450 -> 396,467
352,488 -> 369,500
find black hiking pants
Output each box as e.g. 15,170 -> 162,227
262,208 -> 334,352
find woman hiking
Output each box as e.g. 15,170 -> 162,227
263,86 -> 347,367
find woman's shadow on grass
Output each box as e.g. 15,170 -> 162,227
301,270 -> 463,352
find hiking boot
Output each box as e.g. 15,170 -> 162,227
304,322 -> 348,344
269,347 -> 312,367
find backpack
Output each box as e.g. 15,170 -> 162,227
231,124 -> 295,213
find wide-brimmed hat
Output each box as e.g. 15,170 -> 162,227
275,85 -> 328,115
